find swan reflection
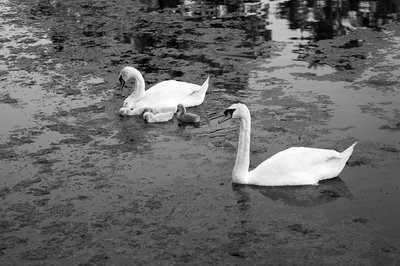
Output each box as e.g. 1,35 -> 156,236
233,177 -> 352,207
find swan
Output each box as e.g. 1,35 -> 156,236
143,111 -> 174,123
118,66 -> 209,120
176,104 -> 201,123
219,103 -> 357,186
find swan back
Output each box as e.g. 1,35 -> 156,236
248,143 -> 357,186
137,78 -> 208,108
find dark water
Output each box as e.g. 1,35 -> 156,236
1,0 -> 400,264
151,0 -> 400,37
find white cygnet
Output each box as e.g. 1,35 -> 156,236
143,111 -> 174,123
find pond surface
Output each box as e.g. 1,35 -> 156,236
1,0 -> 400,265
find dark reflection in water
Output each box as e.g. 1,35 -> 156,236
139,0 -> 181,9
30,0 -> 400,51
117,33 -> 156,53
29,0 -> 57,17
233,177 -> 352,207
131,0 -> 271,45
24,0 -> 400,93
278,0 -> 400,41
145,0 -> 400,41
182,0 -> 271,42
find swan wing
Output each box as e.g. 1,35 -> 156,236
141,78 -> 209,107
122,81 -> 190,109
127,81 -> 200,114
248,147 -> 350,186
126,78 -> 209,114
145,80 -> 202,101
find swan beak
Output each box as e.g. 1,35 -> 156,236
119,107 -> 129,117
218,109 -> 234,124
119,75 -> 125,90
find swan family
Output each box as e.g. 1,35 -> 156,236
118,66 -> 209,118
116,66 -> 356,187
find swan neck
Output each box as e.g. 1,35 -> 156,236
128,68 -> 145,99
177,106 -> 186,117
233,115 -> 251,184
133,77 -> 145,99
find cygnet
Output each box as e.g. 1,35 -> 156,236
176,104 -> 200,124
143,111 -> 174,123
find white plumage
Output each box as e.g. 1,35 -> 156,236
220,103 -> 356,186
118,66 -> 209,121
143,111 -> 174,123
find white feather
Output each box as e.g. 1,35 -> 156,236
118,66 -> 209,121
223,103 -> 356,186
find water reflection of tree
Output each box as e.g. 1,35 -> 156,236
279,0 -> 400,41
182,1 -> 271,42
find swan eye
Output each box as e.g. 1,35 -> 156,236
223,108 -> 235,118
219,108 -> 235,124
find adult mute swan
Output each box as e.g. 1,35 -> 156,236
219,103 -> 357,186
118,66 -> 209,119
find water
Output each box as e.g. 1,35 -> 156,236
247,0 -> 400,144
1,0 -> 400,264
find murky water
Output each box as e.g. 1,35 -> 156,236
1,0 -> 400,264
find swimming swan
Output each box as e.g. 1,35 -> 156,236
219,103 -> 357,186
118,66 -> 209,119
143,111 -> 174,123
176,104 -> 201,123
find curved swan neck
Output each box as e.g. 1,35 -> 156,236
233,111 -> 251,184
124,67 -> 145,99
177,105 -> 186,117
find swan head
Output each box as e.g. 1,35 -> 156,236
176,104 -> 186,115
118,67 -> 131,90
119,66 -> 143,90
143,107 -> 155,114
143,112 -> 153,122
119,107 -> 133,117
219,103 -> 249,123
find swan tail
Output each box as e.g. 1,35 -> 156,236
183,77 -> 210,107
191,76 -> 209,96
340,141 -> 357,164
335,141 -> 357,174
319,142 -> 357,181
